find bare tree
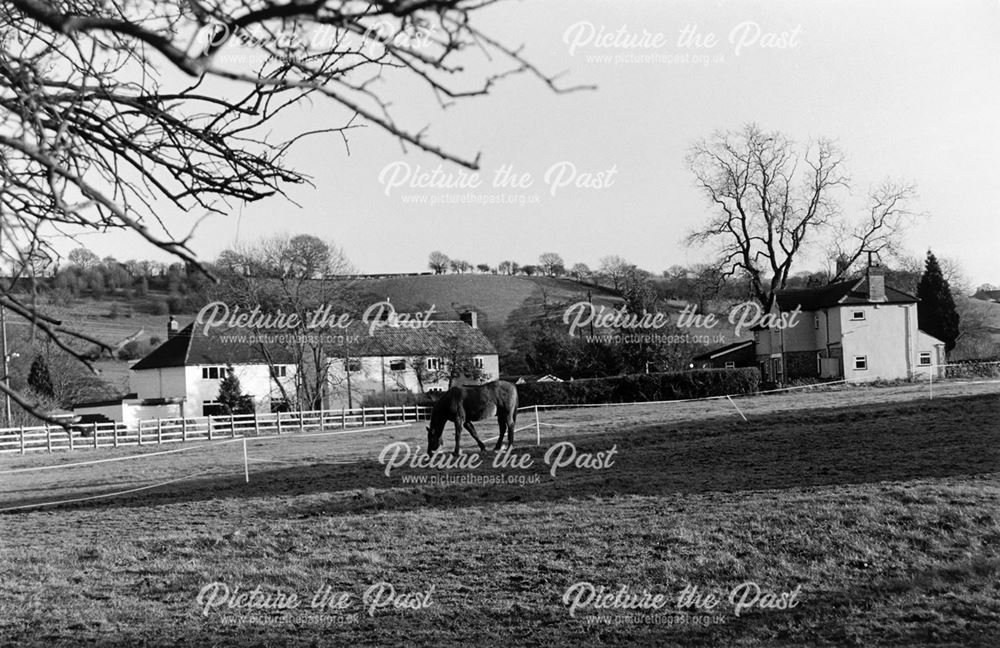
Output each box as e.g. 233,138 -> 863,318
67,248 -> 100,268
538,252 -> 565,276
214,234 -> 358,410
448,259 -> 471,274
686,123 -> 916,310
409,328 -> 487,391
598,255 -> 631,291
428,251 -> 450,275
0,0 -> 588,421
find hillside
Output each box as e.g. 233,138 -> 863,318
352,274 -> 625,329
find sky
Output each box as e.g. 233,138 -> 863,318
66,0 -> 1000,287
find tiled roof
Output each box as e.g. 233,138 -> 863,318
131,321 -> 495,371
775,278 -> 917,311
332,321 -> 497,357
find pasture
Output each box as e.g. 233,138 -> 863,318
1,381 -> 998,647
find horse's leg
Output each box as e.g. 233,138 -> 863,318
453,417 -> 463,456
505,409 -> 516,448
494,413 -> 505,451
463,420 -> 487,452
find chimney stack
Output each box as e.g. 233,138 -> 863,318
867,263 -> 887,302
167,316 -> 179,339
459,311 -> 478,329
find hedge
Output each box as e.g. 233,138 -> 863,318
515,367 -> 761,407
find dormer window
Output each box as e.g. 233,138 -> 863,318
850,310 -> 865,321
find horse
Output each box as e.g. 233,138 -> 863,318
426,380 -> 518,456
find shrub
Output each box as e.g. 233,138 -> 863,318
515,368 -> 760,407
117,340 -> 143,361
148,299 -> 169,316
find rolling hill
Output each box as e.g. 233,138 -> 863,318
351,274 -> 625,330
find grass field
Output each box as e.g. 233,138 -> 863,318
1,381 -> 998,647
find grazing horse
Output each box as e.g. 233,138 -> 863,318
427,380 -> 518,455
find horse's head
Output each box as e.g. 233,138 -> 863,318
426,422 -> 444,454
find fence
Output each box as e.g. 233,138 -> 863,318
0,405 -> 432,455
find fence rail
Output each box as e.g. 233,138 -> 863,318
0,405 -> 432,455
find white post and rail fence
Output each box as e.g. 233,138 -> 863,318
0,405 -> 433,455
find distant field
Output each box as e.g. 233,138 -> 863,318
1,381 -> 998,646
353,274 -> 624,328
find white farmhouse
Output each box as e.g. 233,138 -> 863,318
73,312 -> 499,422
125,323 -> 299,417
323,313 -> 500,408
753,265 -> 946,383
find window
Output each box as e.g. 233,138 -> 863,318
854,356 -> 868,370
850,310 -> 865,321
272,365 -> 288,378
201,366 -> 224,380
919,352 -> 932,366
724,361 -> 736,369
344,359 -> 361,372
473,357 -> 484,370
426,357 -> 441,371
814,314 -> 820,329
389,359 -> 406,371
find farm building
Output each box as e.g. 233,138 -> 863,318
72,313 -> 498,422
692,340 -> 756,370
752,264 -> 946,383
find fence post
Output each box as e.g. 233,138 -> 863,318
361,408 -> 366,427
19,426 -> 25,454
114,424 -> 119,448
138,420 -> 143,446
383,405 -> 388,425
534,405 -> 540,446
929,365 -> 934,400
231,414 -> 236,438
341,408 -> 346,429
208,416 -> 214,441
299,411 -> 304,433
182,418 -> 188,442
254,412 -> 260,437
68,427 -> 74,451
46,424 -> 52,453
93,423 -> 98,449
157,419 -> 163,444
277,412 -> 282,435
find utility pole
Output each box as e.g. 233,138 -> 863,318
1,303 -> 10,427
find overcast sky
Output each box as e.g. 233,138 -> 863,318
72,0 -> 999,286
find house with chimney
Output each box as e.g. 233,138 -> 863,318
72,310 -> 498,424
753,265 -> 946,383
323,311 -> 499,408
698,265 -> 947,383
